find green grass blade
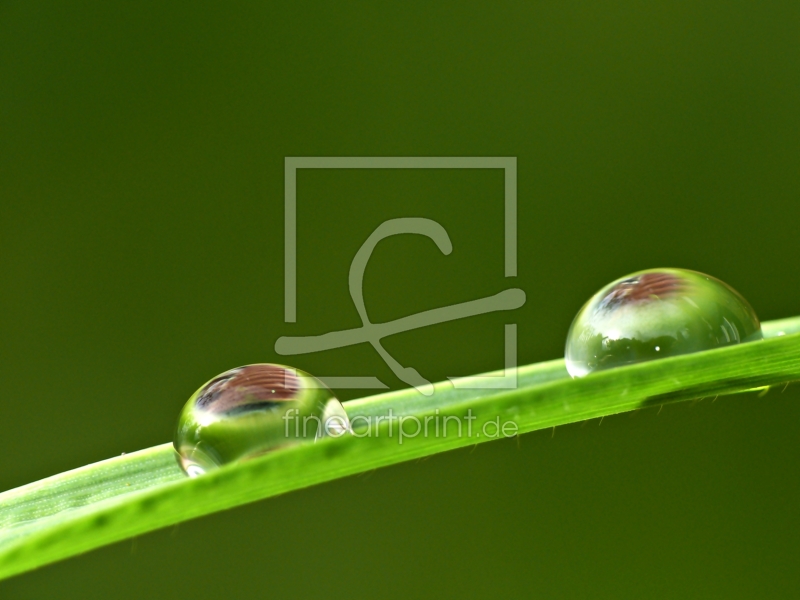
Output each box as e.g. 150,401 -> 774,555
1,317 -> 800,581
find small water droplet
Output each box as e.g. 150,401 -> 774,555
174,364 -> 350,477
565,269 -> 762,378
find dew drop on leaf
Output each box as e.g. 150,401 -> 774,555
174,364 -> 350,477
564,269 -> 762,378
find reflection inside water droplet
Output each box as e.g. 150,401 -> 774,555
565,269 -> 762,378
174,364 -> 350,477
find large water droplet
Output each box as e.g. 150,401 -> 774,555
565,269 -> 762,378
174,364 -> 350,477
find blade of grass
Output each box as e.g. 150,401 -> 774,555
1,316 -> 800,581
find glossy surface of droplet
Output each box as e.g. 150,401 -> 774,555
565,269 -> 762,378
174,364 -> 349,477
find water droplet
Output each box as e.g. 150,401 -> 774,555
565,269 -> 762,378
174,364 -> 350,477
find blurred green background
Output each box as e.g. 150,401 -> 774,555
2,1 -> 799,598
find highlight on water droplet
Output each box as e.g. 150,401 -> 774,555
174,364 -> 350,477
565,268 -> 762,378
